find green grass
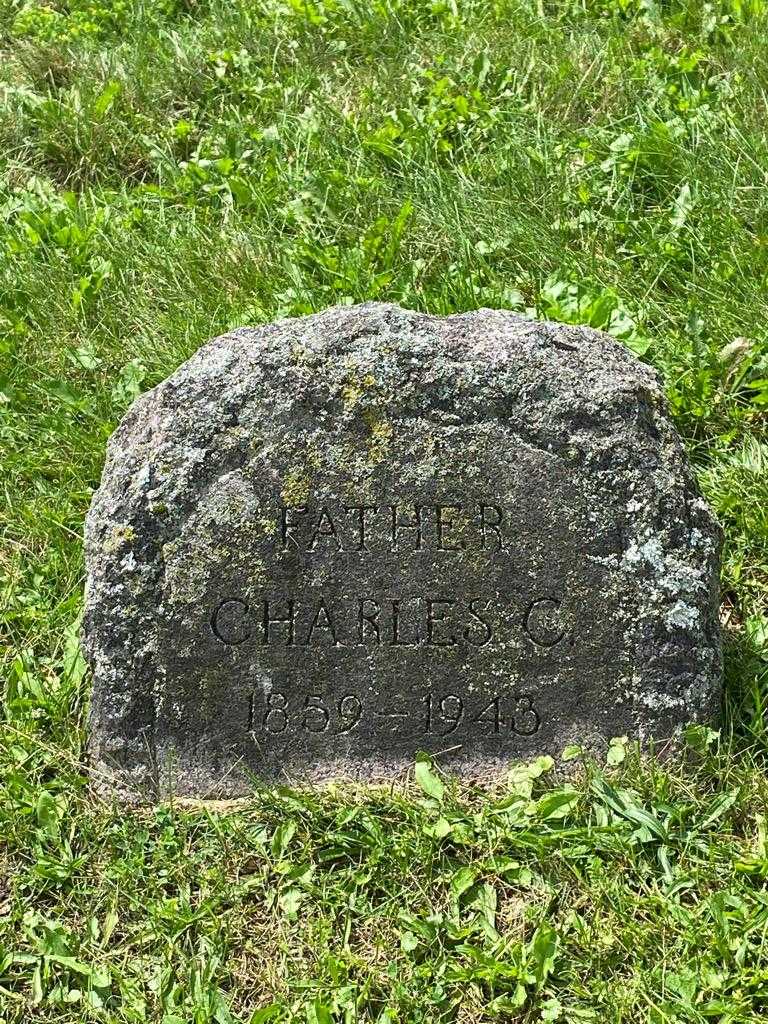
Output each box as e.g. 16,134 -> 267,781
1,0 -> 768,1020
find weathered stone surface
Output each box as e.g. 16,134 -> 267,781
83,302 -> 721,799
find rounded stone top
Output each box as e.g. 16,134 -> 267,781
83,303 -> 721,800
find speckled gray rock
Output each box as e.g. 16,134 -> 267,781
83,302 -> 721,799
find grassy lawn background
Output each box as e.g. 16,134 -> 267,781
1,0 -> 768,1020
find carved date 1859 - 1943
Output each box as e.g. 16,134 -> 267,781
251,690 -> 541,738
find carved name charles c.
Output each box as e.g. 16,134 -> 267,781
210,593 -> 569,650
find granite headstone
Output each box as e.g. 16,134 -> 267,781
83,303 -> 722,798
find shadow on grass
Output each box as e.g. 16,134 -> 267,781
722,623 -> 768,756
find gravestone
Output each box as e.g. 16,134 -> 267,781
83,303 -> 721,799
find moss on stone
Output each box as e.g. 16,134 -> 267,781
364,410 -> 393,466
281,468 -> 312,506
103,523 -> 135,554
342,371 -> 377,413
